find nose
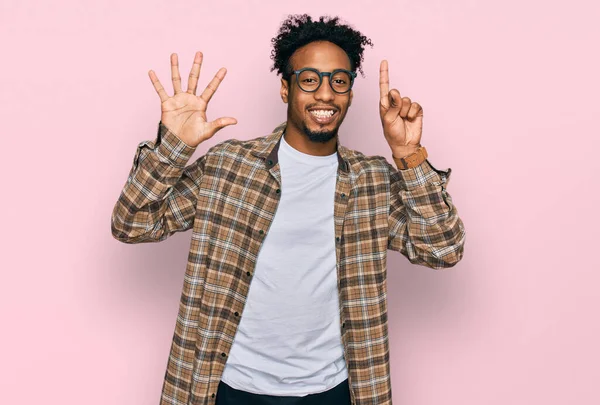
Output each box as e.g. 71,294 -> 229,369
314,77 -> 335,102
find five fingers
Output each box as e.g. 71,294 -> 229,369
148,51 -> 227,103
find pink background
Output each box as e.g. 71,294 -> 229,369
2,0 -> 599,404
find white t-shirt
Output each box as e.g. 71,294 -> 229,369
220,133 -> 348,396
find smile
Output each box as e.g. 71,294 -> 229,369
308,109 -> 338,124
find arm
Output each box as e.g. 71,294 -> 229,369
387,158 -> 466,268
110,51 -> 236,243
110,121 -> 206,243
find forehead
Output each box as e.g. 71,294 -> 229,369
289,40 -> 351,71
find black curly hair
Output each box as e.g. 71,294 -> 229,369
270,14 -> 374,81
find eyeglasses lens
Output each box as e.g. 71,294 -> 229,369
297,70 -> 352,93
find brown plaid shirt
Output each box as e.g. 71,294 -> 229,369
111,121 -> 466,405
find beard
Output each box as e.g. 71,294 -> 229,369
301,120 -> 339,143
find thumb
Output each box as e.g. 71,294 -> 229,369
207,117 -> 238,137
384,90 -> 402,122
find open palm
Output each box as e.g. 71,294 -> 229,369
148,52 -> 237,147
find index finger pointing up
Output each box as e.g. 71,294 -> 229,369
379,60 -> 390,99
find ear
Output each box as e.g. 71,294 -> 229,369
280,78 -> 289,103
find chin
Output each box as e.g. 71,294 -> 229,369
301,121 -> 339,143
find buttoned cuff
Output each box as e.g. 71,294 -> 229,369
396,159 -> 452,189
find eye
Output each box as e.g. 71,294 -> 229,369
302,78 -> 318,83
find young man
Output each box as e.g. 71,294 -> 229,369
112,14 -> 466,405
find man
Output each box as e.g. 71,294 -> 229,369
111,14 -> 466,405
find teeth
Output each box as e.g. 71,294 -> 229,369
310,110 -> 335,118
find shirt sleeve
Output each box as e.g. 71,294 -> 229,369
386,158 -> 466,268
111,121 -> 206,243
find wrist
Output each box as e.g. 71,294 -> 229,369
391,145 -> 420,159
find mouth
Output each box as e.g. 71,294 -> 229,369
307,108 -> 338,125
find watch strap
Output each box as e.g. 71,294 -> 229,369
393,146 -> 428,169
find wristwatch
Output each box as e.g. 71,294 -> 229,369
392,146 -> 428,169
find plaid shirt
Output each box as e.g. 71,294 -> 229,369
111,121 -> 466,405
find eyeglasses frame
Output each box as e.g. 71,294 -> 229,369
291,67 -> 357,94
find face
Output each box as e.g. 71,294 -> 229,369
280,40 -> 354,143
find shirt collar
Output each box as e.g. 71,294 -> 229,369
250,121 -> 350,173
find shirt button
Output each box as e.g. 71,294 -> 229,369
342,322 -> 346,328
234,311 -> 239,317
267,159 -> 273,165
221,352 -> 227,357
259,230 -> 264,235
211,393 -> 215,398
341,193 -> 346,198
336,236 -> 340,243
246,271 -> 252,276
275,188 -> 281,194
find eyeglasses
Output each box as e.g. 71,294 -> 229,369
292,67 -> 357,94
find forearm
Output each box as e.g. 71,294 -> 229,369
110,121 -> 200,243
388,159 -> 466,268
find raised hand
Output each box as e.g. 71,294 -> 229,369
148,52 -> 237,147
379,60 -> 423,157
